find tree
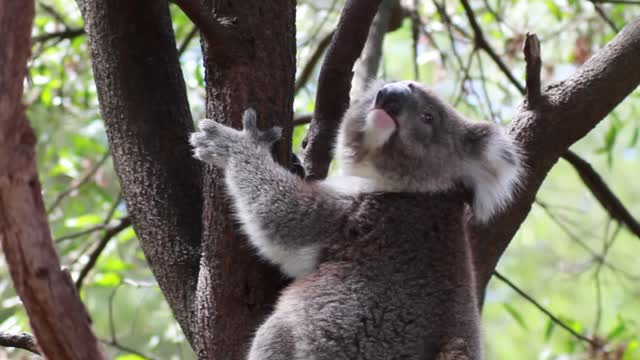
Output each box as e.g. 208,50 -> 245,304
1,0 -> 639,358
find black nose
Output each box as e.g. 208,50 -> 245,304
375,83 -> 411,117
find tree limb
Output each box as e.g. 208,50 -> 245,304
172,0 -> 251,66
77,0 -> 204,344
472,19 -> 640,298
301,0 -> 383,179
0,1 -> 105,358
459,2 -> 639,257
0,331 -> 40,355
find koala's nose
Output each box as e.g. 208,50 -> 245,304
374,83 -> 411,117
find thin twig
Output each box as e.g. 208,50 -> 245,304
0,331 -> 40,355
101,339 -> 155,360
293,113 -> 313,126
32,28 -> 84,43
55,223 -> 107,243
459,0 -> 526,94
177,25 -> 198,57
75,216 -> 132,290
47,151 -> 110,213
410,0 -> 421,80
562,150 -> 640,240
493,271 -> 601,348
475,51 -> 498,122
295,31 -> 335,94
591,2 -> 620,32
39,2 -> 67,25
592,0 -> 640,4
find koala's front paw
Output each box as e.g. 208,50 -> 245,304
190,118 -> 242,169
189,108 -> 282,169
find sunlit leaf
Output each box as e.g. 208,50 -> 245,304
503,303 -> 528,330
94,273 -> 122,287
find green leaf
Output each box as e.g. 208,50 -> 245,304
544,0 -> 563,20
503,303 -> 528,330
607,316 -> 627,340
544,318 -> 555,341
65,214 -> 102,228
629,127 -> 639,148
94,272 -> 121,287
102,257 -> 129,272
624,340 -> 639,360
115,355 -> 145,360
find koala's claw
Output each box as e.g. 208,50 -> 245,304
242,108 -> 282,146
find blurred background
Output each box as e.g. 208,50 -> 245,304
1,0 -> 639,358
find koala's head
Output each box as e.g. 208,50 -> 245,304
335,80 -> 523,222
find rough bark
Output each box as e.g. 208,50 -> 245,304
471,18 -> 640,297
0,1 -> 104,358
78,0 -> 203,344
195,0 -> 295,358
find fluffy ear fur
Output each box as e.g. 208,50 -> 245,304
463,123 -> 524,223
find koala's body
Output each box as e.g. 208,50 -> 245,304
190,81 -> 523,360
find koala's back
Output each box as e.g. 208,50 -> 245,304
250,191 -> 482,360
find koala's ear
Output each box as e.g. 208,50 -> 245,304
462,122 -> 524,223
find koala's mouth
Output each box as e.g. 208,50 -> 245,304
367,108 -> 399,130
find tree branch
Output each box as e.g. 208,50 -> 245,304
562,151 -> 640,239
0,1 -> 105,358
32,27 -> 85,43
473,19 -> 640,298
295,31 -> 335,94
0,331 -> 40,355
47,151 -> 110,213
301,0 -> 383,179
459,0 -> 526,94
172,0 -> 250,65
524,33 -> 541,107
75,217 -> 132,290
459,3 -> 639,256
78,0 -> 204,344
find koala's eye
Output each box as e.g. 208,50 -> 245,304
421,112 -> 434,124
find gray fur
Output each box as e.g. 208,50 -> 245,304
189,81 -> 523,359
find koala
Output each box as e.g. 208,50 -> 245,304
190,80 -> 523,360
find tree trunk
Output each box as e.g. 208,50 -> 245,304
78,0 -> 204,345
0,1 -> 104,358
194,1 -> 296,357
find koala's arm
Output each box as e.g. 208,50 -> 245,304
190,109 -> 351,278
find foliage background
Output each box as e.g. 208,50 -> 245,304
1,0 -> 639,359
